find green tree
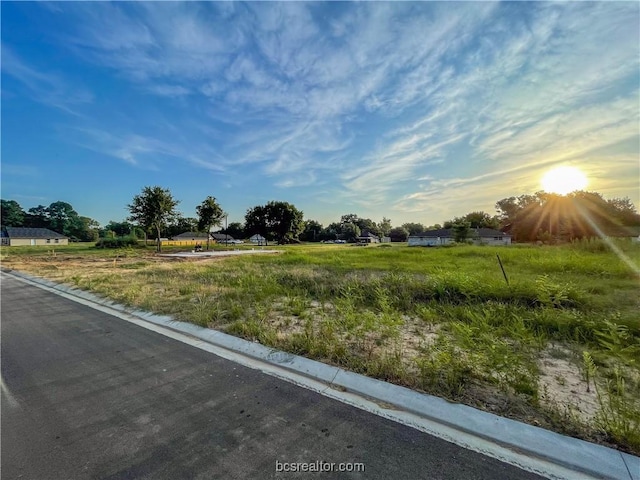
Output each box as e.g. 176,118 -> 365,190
245,201 -> 304,244
222,222 -> 245,240
127,186 -> 180,252
453,222 -> 471,243
340,213 -> 359,225
321,223 -> 340,241
462,211 -> 500,229
73,216 -> 100,242
378,217 -> 392,237
401,222 -> 426,236
340,222 -> 361,243
25,205 -> 49,228
46,201 -> 77,234
167,216 -> 199,239
196,196 -> 225,249
104,221 -> 134,237
300,220 -> 323,242
389,226 -> 409,242
1,200 -> 25,226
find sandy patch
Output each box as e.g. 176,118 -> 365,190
538,344 -> 600,422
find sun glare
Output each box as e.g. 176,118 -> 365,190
541,166 -> 588,195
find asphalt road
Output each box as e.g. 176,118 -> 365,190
1,274 -> 542,480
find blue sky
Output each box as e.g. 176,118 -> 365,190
2,1 -> 639,227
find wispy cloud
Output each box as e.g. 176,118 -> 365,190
1,45 -> 93,114
5,1 -> 637,222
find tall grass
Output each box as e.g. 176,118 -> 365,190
3,241 -> 639,452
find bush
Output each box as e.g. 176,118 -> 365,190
95,236 -> 139,248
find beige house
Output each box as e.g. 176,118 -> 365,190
1,227 -> 69,246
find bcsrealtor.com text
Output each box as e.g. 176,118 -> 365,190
275,460 -> 365,473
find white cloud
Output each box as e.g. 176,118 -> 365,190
28,1 -> 638,220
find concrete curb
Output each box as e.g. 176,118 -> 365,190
2,269 -> 638,480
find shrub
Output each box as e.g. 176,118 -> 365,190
95,236 -> 139,248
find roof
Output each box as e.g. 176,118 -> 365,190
606,225 -> 640,237
249,234 -> 265,239
409,228 -> 510,238
359,231 -> 379,238
211,233 -> 235,241
2,227 -> 67,239
173,231 -> 209,240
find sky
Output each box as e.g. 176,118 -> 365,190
2,1 -> 639,228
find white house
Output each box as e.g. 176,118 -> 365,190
249,234 -> 266,245
408,228 -> 511,246
357,231 -> 380,243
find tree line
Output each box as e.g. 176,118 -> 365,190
1,200 -> 100,242
3,187 -> 638,249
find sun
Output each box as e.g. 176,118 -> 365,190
541,166 -> 588,195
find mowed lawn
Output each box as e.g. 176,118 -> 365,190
2,240 -> 639,453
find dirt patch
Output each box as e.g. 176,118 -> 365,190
538,344 -> 600,422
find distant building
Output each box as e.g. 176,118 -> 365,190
408,228 -> 511,246
1,227 -> 69,246
249,234 -> 266,245
173,231 -> 210,241
211,233 -> 236,243
357,231 -> 380,243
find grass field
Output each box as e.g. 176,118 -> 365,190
2,240 -> 639,453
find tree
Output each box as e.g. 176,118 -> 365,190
196,196 -> 225,249
73,216 -> 100,242
47,201 -> 79,236
25,205 -> 49,228
1,200 -> 25,226
389,227 -> 409,242
378,217 -> 392,237
340,222 -> 361,243
606,197 -> 640,226
453,222 -> 471,243
461,211 -> 500,229
244,201 -> 304,244
340,213 -> 359,225
167,216 -> 199,239
300,220 -> 323,242
104,221 -> 134,237
321,223 -> 340,241
128,186 -> 180,252
222,222 -> 245,240
401,222 -> 426,236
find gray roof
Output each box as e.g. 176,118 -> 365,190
211,233 -> 235,241
359,230 -> 379,238
410,228 -> 510,238
173,231 -> 209,240
2,227 -> 67,239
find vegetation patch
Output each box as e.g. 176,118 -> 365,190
2,240 -> 639,453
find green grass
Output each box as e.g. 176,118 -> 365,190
2,239 -> 639,452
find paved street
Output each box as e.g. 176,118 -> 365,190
1,274 -> 542,479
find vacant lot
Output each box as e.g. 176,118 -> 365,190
2,240 -> 639,453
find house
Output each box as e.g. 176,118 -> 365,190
357,231 -> 380,243
249,234 -> 266,245
1,227 -> 69,246
408,228 -> 512,246
173,231 -> 210,241
606,226 -> 640,243
210,233 -> 239,244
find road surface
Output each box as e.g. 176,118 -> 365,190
1,274 -> 542,479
